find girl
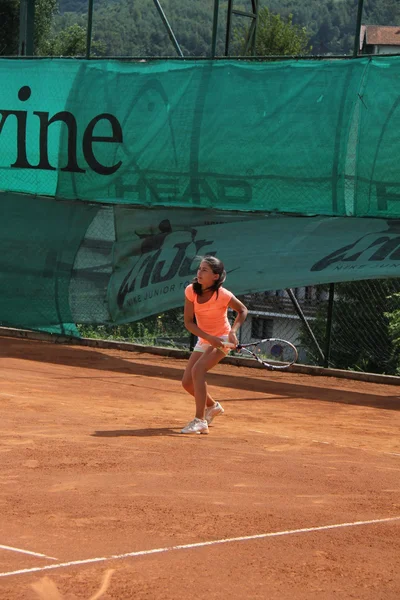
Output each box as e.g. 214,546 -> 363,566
181,256 -> 248,434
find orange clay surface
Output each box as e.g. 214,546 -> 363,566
0,336 -> 399,599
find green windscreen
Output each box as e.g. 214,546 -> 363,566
2,192 -> 400,334
2,57 -> 400,334
0,57 -> 399,217
0,192 -> 98,335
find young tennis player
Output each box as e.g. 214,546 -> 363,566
181,256 -> 248,434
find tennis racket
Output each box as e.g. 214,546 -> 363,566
223,338 -> 298,371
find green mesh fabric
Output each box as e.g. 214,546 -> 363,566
2,57 -> 400,335
0,57 -> 400,217
0,192 -> 98,335
3,194 -> 400,334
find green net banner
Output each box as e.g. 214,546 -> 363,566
1,57 -> 400,217
0,192 -> 98,335
109,207 -> 400,324
2,57 -> 400,334
2,192 -> 400,333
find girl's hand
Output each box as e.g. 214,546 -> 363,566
228,330 -> 238,348
207,335 -> 225,349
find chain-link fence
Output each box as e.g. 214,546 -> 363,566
238,281 -> 400,375
78,309 -> 188,349
77,278 -> 400,376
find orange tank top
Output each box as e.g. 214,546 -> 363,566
185,284 -> 233,343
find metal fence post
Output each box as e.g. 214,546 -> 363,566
353,0 -> 365,57
19,0 -> 35,56
225,0 -> 234,56
286,288 -> 325,365
324,283 -> 335,368
153,0 -> 184,58
86,0 -> 94,59
211,0 -> 220,58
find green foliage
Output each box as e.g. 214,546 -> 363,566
0,0 -> 19,55
53,0 -> 400,57
4,0 -> 400,58
385,292 -> 400,375
40,23 -> 106,56
241,7 -> 311,56
78,309 -> 188,348
35,0 -> 57,54
386,294 -> 400,344
0,0 -> 58,56
56,0 -> 217,57
268,0 -> 400,55
46,23 -> 87,55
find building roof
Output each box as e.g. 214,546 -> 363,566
360,25 -> 400,51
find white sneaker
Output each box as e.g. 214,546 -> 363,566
205,402 -> 225,425
181,418 -> 209,434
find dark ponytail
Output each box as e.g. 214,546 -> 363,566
192,256 -> 226,297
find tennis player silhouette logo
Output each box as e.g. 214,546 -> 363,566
116,219 -> 216,310
57,68 -> 179,201
311,220 -> 400,271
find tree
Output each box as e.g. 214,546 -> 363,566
35,0 -> 57,54
10,0 -> 399,59
0,0 -> 58,57
248,7 -> 311,56
384,292 -> 400,375
364,0 -> 400,25
42,23 -> 106,56
53,0 -> 217,57
0,0 -> 19,55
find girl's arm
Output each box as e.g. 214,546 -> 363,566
228,295 -> 248,345
184,299 -> 223,348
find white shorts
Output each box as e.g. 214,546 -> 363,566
193,335 -> 231,355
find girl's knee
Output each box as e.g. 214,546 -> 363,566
182,375 -> 193,391
191,362 -> 206,378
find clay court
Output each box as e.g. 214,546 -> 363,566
0,334 -> 399,599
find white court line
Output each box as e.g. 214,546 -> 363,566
0,545 -> 57,561
0,516 -> 399,579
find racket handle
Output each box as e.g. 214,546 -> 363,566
221,342 -> 237,349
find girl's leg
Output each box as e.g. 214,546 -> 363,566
191,348 -> 226,420
182,352 -> 217,407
